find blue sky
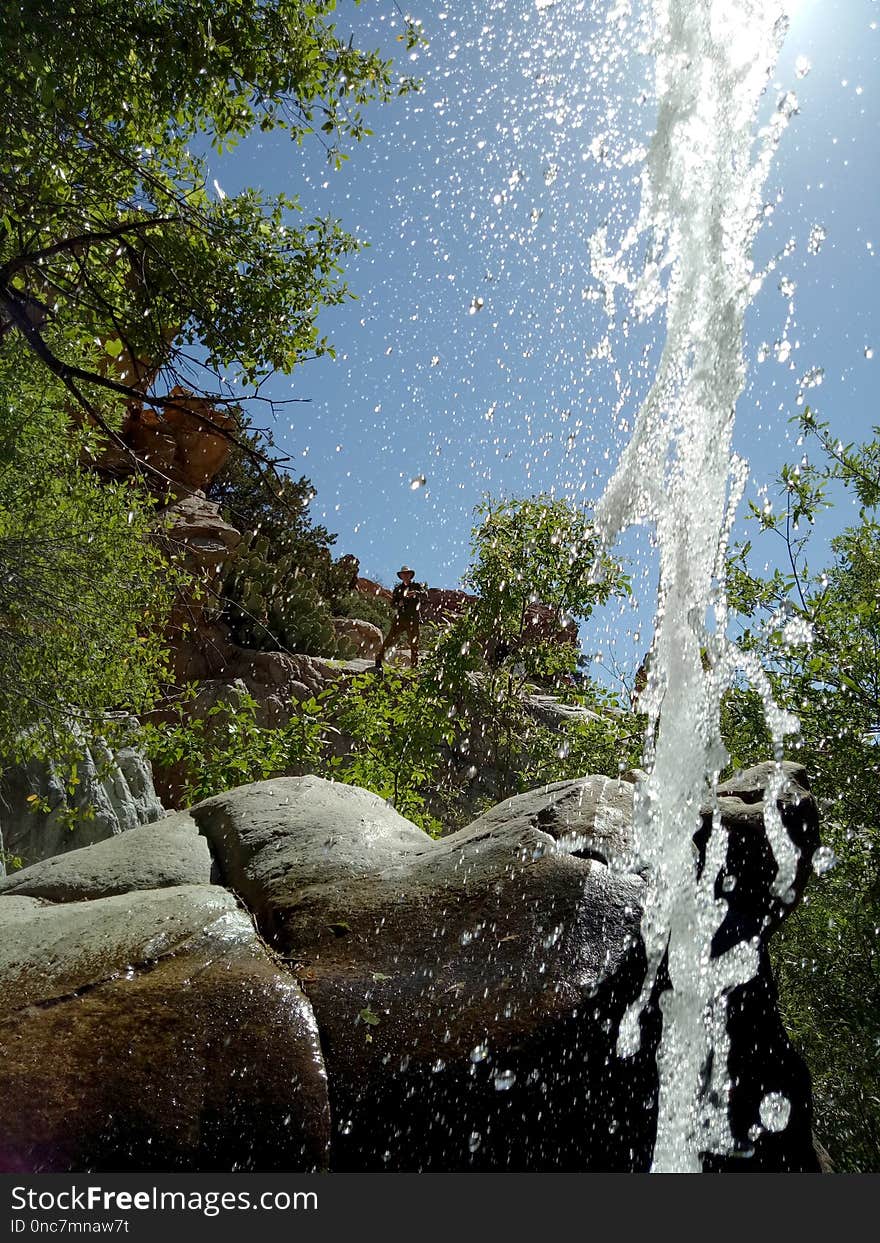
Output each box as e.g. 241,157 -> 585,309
205,0 -> 879,680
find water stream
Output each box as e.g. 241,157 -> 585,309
591,0 -> 801,1171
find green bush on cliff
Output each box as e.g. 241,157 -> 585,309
724,409 -> 880,1172
0,352 -> 174,767
142,687 -> 327,806
207,427 -> 364,655
332,588 -> 393,633
324,669 -> 453,835
428,494 -> 633,800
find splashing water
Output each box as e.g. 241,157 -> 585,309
591,1 -> 801,1171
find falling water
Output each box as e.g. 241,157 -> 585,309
591,0 -> 801,1171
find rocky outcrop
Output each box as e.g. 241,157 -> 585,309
331,617 -> 383,659
0,763 -> 821,1173
158,494 -> 242,684
0,727 -> 164,870
352,579 -> 580,650
355,575 -> 392,603
0,812 -> 211,902
96,389 -> 238,496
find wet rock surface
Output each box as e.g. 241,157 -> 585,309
0,885 -> 329,1173
0,764 -> 821,1173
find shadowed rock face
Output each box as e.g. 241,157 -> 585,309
0,765 -> 820,1173
194,775 -> 651,1171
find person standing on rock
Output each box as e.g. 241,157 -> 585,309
375,565 -> 427,670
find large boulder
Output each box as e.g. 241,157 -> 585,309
0,763 -> 821,1173
188,767 -> 820,1172
190,775 -> 651,1171
0,884 -> 329,1173
0,812 -> 211,902
331,617 -> 384,659
191,776 -> 433,941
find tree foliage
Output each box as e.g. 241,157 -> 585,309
0,350 -> 173,764
0,0 -> 419,498
207,425 -> 356,653
431,494 -> 633,798
724,409 -> 880,1172
0,1 -> 415,763
145,495 -> 640,832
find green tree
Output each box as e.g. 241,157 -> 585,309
434,494 -> 632,798
725,409 -> 880,1171
142,685 -> 327,805
0,350 -> 174,765
325,669 -> 453,834
0,1 -> 417,762
207,425 -> 353,654
0,1 -> 419,449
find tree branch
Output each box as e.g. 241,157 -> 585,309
0,216 -> 180,280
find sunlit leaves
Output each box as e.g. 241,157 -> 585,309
0,1 -> 415,395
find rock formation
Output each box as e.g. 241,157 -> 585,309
96,388 -> 238,497
0,762 -> 821,1173
331,617 -> 384,660
0,724 -> 164,871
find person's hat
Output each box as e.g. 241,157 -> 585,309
397,565 -> 415,577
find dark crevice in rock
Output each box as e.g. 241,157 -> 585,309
567,846 -> 608,866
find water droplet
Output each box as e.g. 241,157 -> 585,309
777,90 -> 799,119
865,346 -> 874,360
410,474 -> 426,490
759,1092 -> 791,1133
543,163 -> 559,185
469,1042 -> 489,1063
795,56 -> 812,79
812,845 -> 837,875
798,365 -> 824,390
468,1131 -> 482,1153
807,223 -> 827,255
469,296 -> 485,314
493,1069 -> 516,1091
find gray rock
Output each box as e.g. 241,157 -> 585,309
466,774 -> 637,868
0,812 -> 211,902
189,775 -> 647,1171
699,760 -> 820,951
191,775 -> 432,938
0,884 -> 329,1172
524,692 -> 604,729
0,764 -> 821,1174
190,768 -> 820,1172
0,727 -> 164,868
331,617 -> 383,659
